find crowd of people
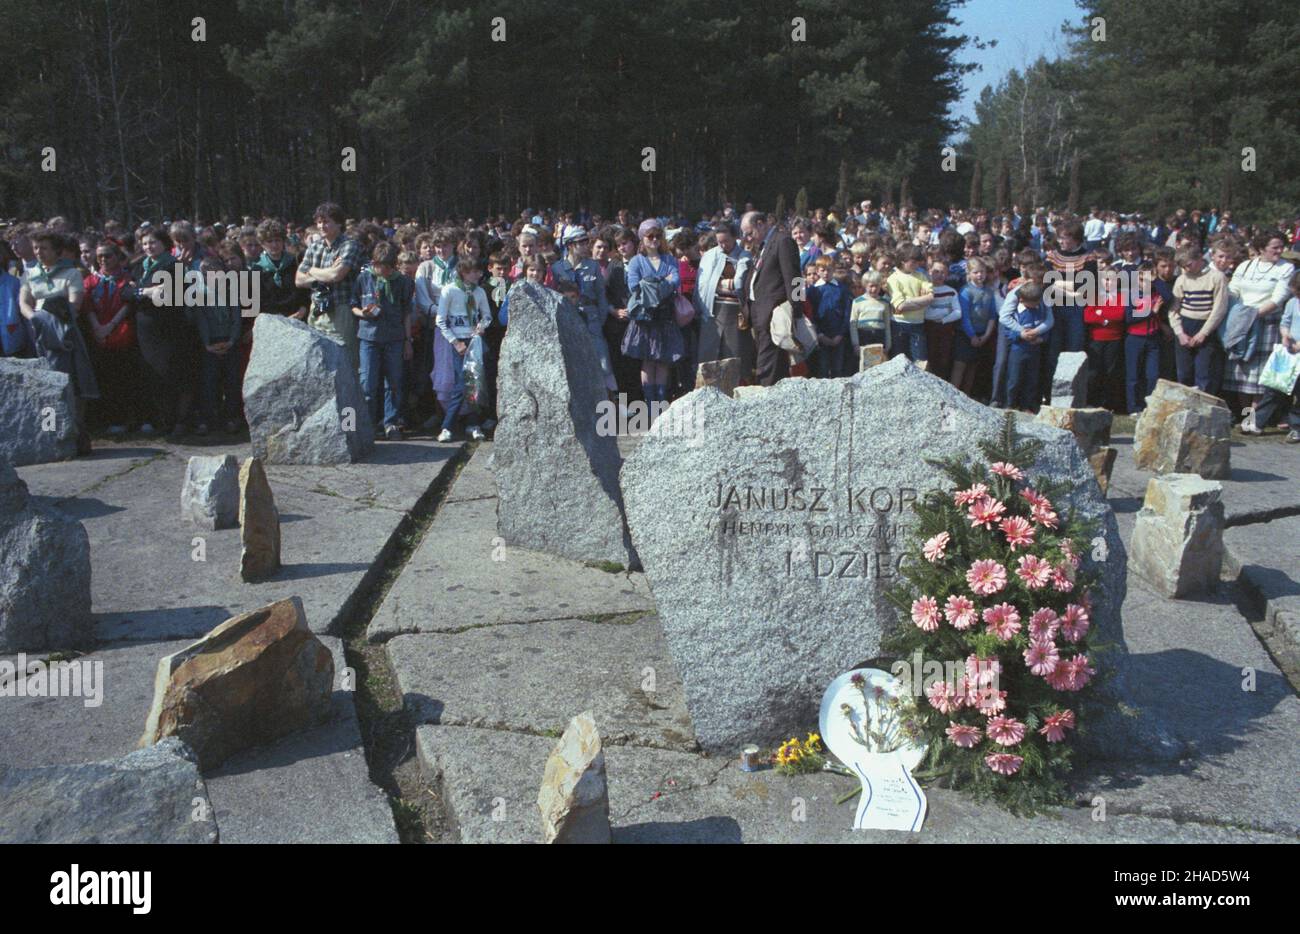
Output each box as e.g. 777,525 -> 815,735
3,199 -> 1299,452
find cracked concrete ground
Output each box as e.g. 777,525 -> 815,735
3,436 -> 462,843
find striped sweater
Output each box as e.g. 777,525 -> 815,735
1170,267 -> 1229,336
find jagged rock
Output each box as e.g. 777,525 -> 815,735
859,344 -> 887,370
139,597 -> 334,769
242,313 -> 374,464
1133,380 -> 1231,479
1130,473 -> 1225,598
1089,446 -> 1118,494
696,357 -> 742,398
537,711 -> 611,844
494,280 -> 636,567
1035,405 -> 1113,455
1050,351 -> 1089,407
0,459 -> 92,652
181,455 -> 241,530
238,458 -> 280,581
0,358 -> 77,466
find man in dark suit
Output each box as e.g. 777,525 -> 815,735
740,210 -> 801,386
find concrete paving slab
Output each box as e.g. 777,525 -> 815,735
389,616 -> 693,750
0,639 -> 192,768
416,725 -> 1291,844
445,443 -> 497,503
17,442 -> 461,644
204,637 -> 398,843
1224,515 -> 1300,687
368,495 -> 653,641
0,635 -> 398,842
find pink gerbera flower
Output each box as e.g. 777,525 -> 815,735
1015,554 -> 1053,590
968,495 -> 1007,529
966,559 -> 1008,596
1066,654 -> 1095,690
923,532 -> 950,563
985,716 -> 1026,746
953,483 -> 989,507
974,686 -> 1007,715
1060,538 -> 1081,569
999,515 -> 1036,550
1020,487 -> 1051,510
1028,607 -> 1060,640
985,752 -> 1024,775
1039,710 -> 1077,743
911,595 -> 941,631
944,594 -> 978,630
1024,640 -> 1060,677
990,462 -> 1024,481
982,602 -> 1022,640
966,654 -> 1002,684
1060,604 -> 1090,642
946,722 -> 983,748
926,679 -> 961,714
1051,564 -> 1076,592
1031,503 -> 1060,528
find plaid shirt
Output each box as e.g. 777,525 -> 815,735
299,233 -> 361,311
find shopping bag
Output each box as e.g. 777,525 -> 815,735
1259,343 -> 1300,395
463,334 -> 488,408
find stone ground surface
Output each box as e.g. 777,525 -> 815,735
3,435 -> 460,843
4,424 -> 1298,843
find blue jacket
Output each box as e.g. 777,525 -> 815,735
809,280 -> 852,338
352,266 -> 413,344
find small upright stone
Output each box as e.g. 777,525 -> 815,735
1035,405 -> 1113,455
139,597 -> 334,769
1050,351 -> 1089,407
1129,473 -> 1224,598
859,344 -> 887,371
181,455 -> 241,530
1089,446 -> 1118,493
537,711 -> 611,844
238,457 -> 280,581
1133,379 -> 1231,479
696,357 -> 742,397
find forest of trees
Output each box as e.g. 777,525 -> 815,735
962,0 -> 1300,222
0,0 -> 974,225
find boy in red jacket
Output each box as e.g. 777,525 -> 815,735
1084,267 -> 1126,410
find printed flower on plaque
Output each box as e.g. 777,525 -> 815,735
882,412 -> 1101,815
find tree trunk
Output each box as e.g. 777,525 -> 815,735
1067,148 -> 1081,215
969,161 -> 983,210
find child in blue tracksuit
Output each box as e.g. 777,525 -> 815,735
808,257 -> 852,377
1000,281 -> 1053,412
352,242 -> 413,439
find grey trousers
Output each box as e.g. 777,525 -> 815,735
697,302 -> 756,383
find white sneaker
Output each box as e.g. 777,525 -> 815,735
384,424 -> 402,441
436,429 -> 453,442
1241,412 -> 1261,435
469,426 -> 486,441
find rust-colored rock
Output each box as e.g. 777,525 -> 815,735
695,357 -> 742,398
1133,380 -> 1231,479
239,457 -> 280,581
858,344 -> 887,371
1089,446 -> 1118,494
139,597 -> 334,769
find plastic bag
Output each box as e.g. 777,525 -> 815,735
463,334 -> 488,409
1259,343 -> 1300,395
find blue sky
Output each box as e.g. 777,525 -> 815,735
948,0 -> 1083,129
